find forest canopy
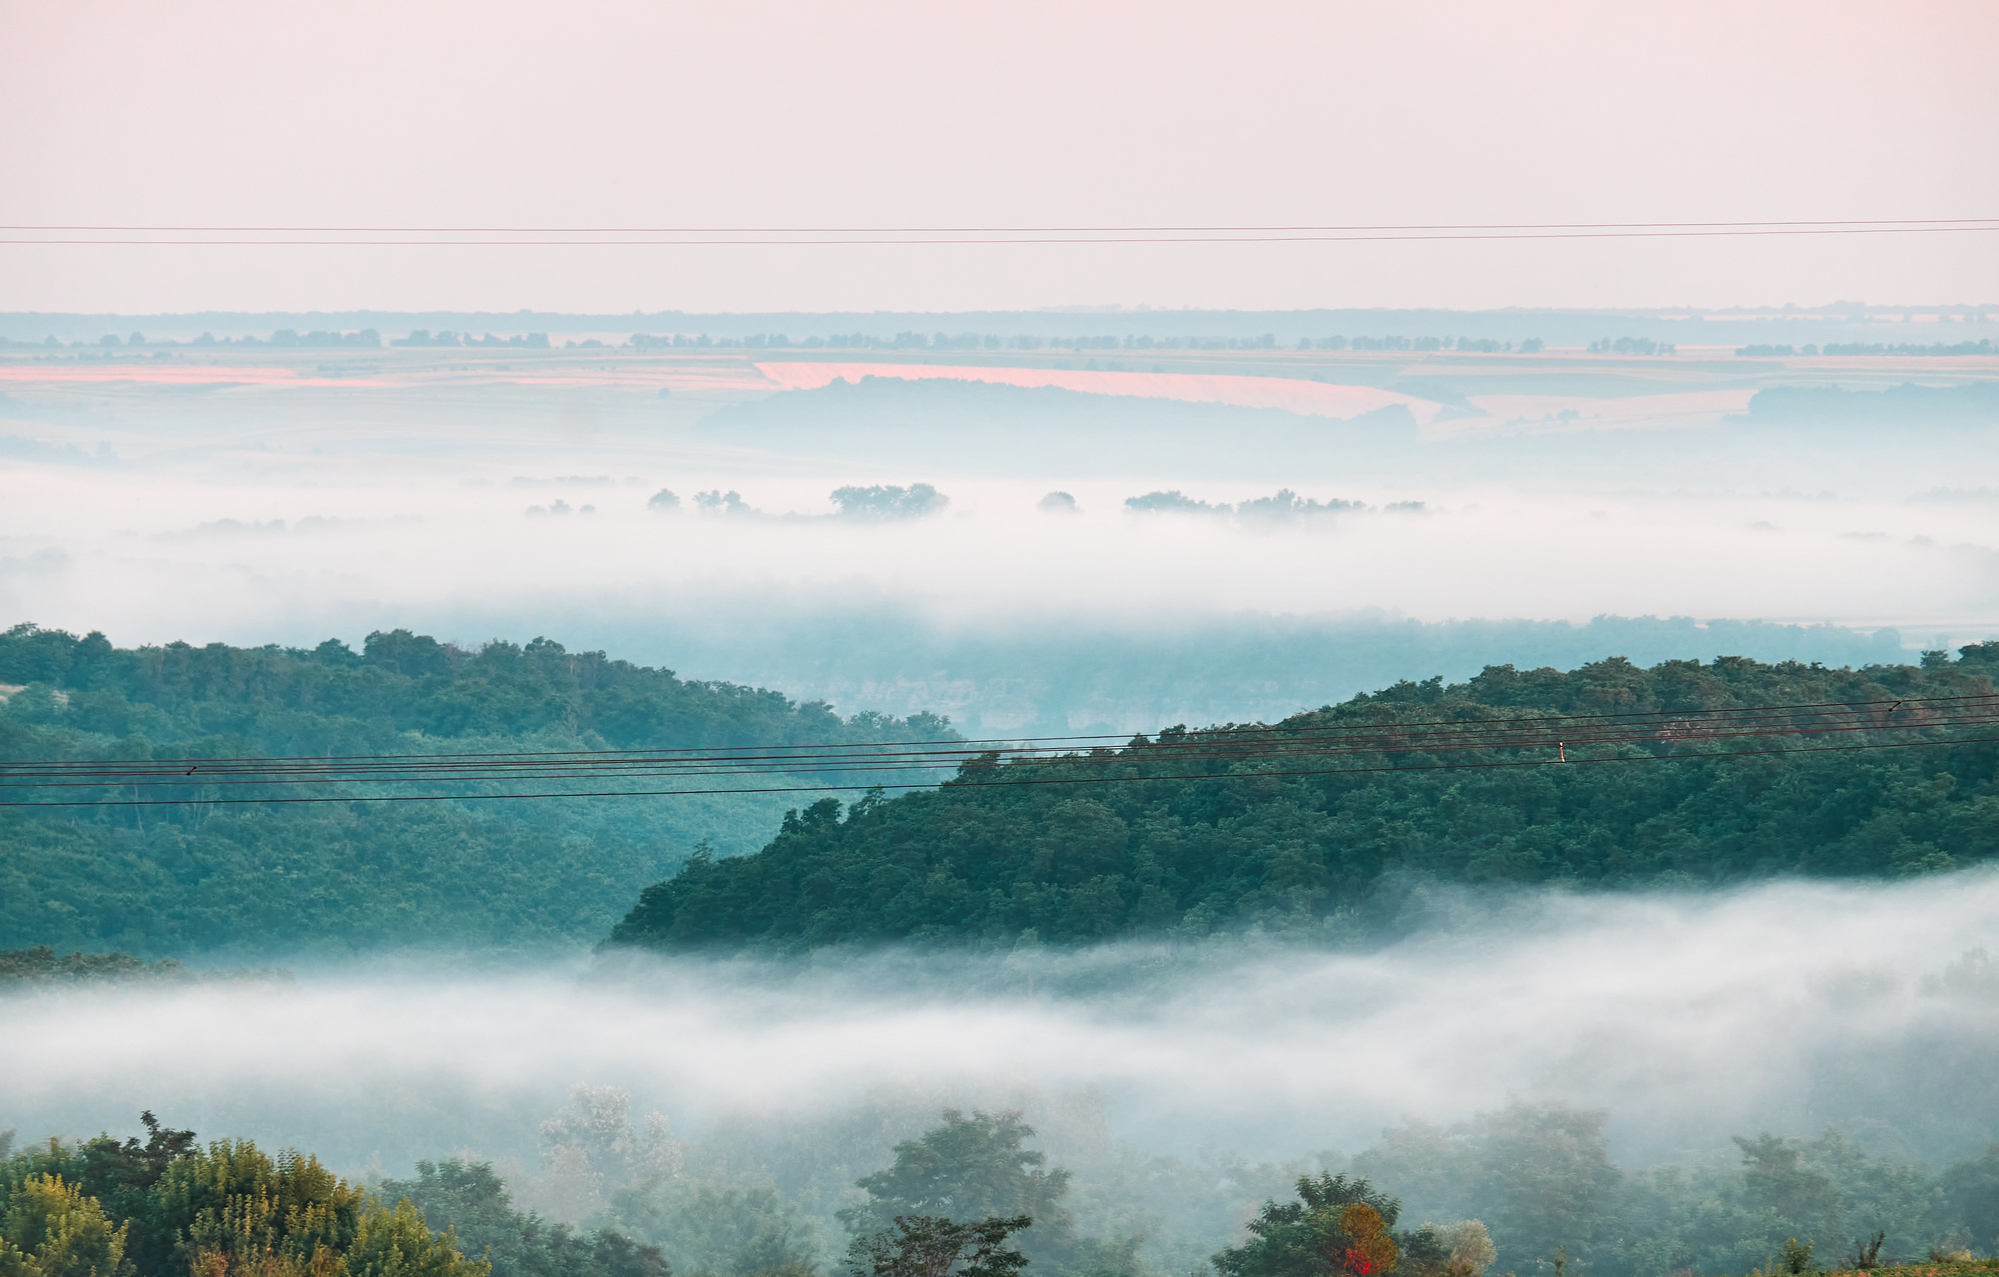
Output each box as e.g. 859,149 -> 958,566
0,1113 -> 656,1277
604,649 -> 1999,954
0,624 -> 954,957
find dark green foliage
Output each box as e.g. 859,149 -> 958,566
841,1115 -> 1067,1254
1942,1146 -> 1999,1253
0,1112 -> 200,1276
151,1137 -> 370,1275
842,1113 -> 1071,1241
0,624 -> 948,754
0,624 -> 954,956
1781,1237 -> 1814,1274
845,1215 -> 1033,1277
0,1121 -> 396,1277
839,1112 -> 1113,1277
377,1160 -> 668,1277
605,655 -> 1999,954
0,948 -> 186,986
603,1180 -> 811,1277
1211,1175 -> 1404,1277
0,1118 -> 646,1277
1352,1103 -> 1981,1277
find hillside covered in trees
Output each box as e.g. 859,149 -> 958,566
0,624 -> 953,957
605,649 -> 1999,954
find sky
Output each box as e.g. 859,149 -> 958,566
3,0 -> 1997,314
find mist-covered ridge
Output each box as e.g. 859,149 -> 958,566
0,623 -> 954,958
604,648 -> 1999,954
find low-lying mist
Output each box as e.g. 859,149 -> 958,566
5,357 -> 1996,731
7,870 -> 1996,1183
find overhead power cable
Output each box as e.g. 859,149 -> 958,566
3,218 -> 1994,247
5,694 -> 1988,782
10,219 -> 1994,232
0,734 -> 1994,809
4,701 -> 1992,791
1,694 -> 1992,808
15,692 -> 1952,768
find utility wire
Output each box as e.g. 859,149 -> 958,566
4,218 -> 1995,246
8,694 -> 1984,771
3,731 -> 1993,809
7,710 -> 1990,786
7,218 -> 1993,233
3,695 -> 1992,807
8,709 -> 1995,790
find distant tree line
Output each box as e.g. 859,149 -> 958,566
0,945 -> 288,988
3,329 -> 1571,356
1822,340 -> 1994,356
615,333 -> 1547,355
1739,341 -> 1996,357
1586,337 -> 1674,355
0,330 -> 557,350
391,330 -> 550,348
1122,489 -> 1399,519
638,483 -> 951,522
1739,382 -> 1999,426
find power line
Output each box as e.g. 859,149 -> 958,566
7,694 -> 1980,771
6,696 -> 1987,784
4,218 -> 1994,247
8,707 -> 1991,790
8,218 -> 1993,233
3,695 -> 1991,807
2,731 -> 1992,809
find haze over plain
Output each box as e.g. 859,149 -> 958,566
4,7 -> 1999,1277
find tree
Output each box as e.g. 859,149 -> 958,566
604,1179 -> 806,1277
1213,1174 -> 1403,1277
846,1216 -> 1033,1277
1940,1144 -> 1999,1254
530,1086 -> 681,1224
842,1112 -> 1071,1244
345,1199 -> 490,1277
828,484 -> 949,521
0,1174 -> 132,1277
73,1112 -> 198,1273
151,1140 -> 367,1277
367,1158 -> 669,1277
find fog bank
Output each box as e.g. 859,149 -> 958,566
6,872 -> 1996,1181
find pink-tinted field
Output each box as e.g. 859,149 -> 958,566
755,362 -> 1446,423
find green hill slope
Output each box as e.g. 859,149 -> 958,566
0,624 -> 954,957
604,649 -> 1999,954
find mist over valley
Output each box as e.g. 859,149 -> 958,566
6,8 -> 1999,1277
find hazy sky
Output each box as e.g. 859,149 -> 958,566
4,0 -> 1996,314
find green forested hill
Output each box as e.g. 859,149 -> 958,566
605,649 -> 1999,954
0,624 -> 953,957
